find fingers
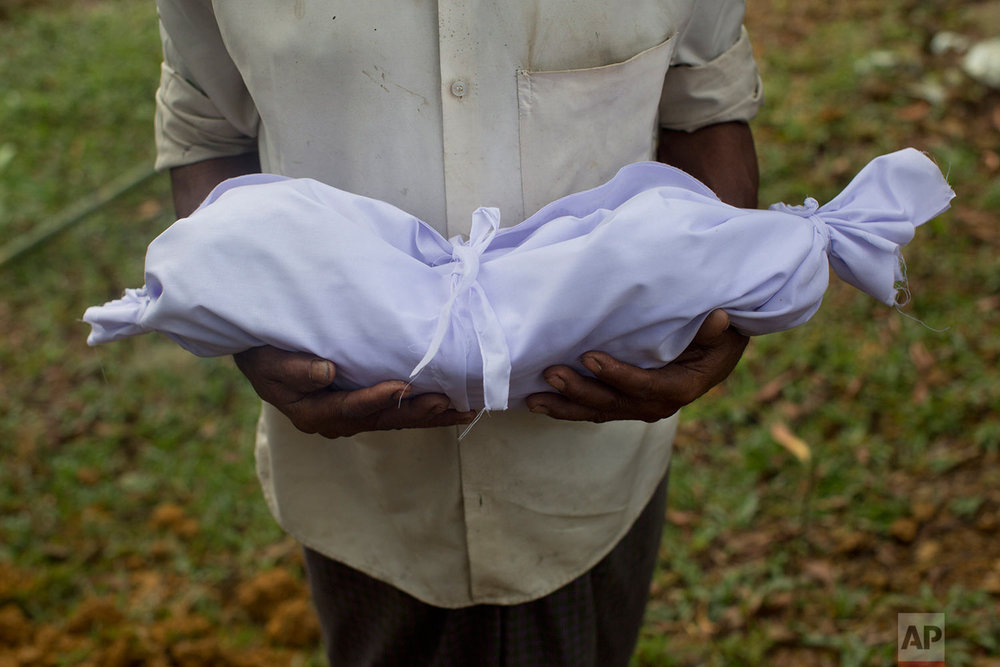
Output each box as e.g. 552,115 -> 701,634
677,324 -> 750,388
693,309 -> 731,345
234,346 -> 337,396
526,315 -> 750,424
525,391 -> 613,422
549,352 -> 690,407
233,346 -> 475,438
371,393 -> 477,431
293,388 -> 475,438
530,364 -> 624,418
580,352 -> 677,402
317,380 -> 415,420
281,380 -> 478,438
527,359 -> 679,423
235,314 -> 749,433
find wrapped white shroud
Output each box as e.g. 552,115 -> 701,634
84,149 -> 953,410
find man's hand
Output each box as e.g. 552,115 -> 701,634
233,346 -> 476,439
524,310 -> 748,423
521,121 -> 758,423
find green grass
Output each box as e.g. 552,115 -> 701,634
633,2 -> 1000,664
2,0 -> 999,665
0,2 -> 323,663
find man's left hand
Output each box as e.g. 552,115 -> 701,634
525,310 -> 748,423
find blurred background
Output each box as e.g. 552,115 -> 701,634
1,0 -> 998,664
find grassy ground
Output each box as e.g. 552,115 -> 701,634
1,0 -> 998,665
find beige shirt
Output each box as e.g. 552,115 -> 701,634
154,0 -> 762,607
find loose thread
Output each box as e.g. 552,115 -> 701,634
398,376 -> 417,408
894,251 -> 912,307
893,304 -> 951,333
458,410 -> 488,440
893,252 -> 950,333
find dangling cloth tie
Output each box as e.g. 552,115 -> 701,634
410,207 -> 513,410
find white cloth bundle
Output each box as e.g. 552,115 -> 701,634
84,148 -> 953,410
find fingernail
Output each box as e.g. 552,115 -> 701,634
582,356 -> 602,374
309,359 -> 333,385
529,404 -> 550,415
546,375 -> 566,392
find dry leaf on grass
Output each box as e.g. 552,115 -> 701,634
770,422 -> 812,463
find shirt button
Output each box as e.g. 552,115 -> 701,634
450,80 -> 468,98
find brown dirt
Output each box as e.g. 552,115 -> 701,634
0,556 -> 318,666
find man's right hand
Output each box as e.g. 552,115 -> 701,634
233,346 -> 476,439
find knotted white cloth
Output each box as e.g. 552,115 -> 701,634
84,148 -> 953,411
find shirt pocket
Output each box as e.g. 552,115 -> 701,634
516,34 -> 677,217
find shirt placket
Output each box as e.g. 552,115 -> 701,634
436,0 -> 484,239
436,0 -> 490,601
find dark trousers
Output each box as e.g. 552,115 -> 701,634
303,473 -> 668,667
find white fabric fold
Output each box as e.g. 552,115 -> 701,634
83,287 -> 153,341
84,148 -> 954,410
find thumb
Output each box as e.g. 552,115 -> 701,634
306,357 -> 336,387
234,346 -> 337,394
693,309 -> 731,345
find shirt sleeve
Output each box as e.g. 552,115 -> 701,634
154,0 -> 260,171
658,0 -> 764,132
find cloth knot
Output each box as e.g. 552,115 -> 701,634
769,197 -> 830,249
82,286 -> 154,345
410,208 -> 512,411
447,207 -> 498,293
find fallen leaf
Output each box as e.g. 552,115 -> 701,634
802,559 -> 837,586
665,509 -> 699,526
977,512 -> 999,531
135,198 -> 164,219
726,530 -> 775,559
916,540 -> 942,564
856,445 -> 871,464
911,500 -> 937,523
265,598 -> 321,647
912,381 -> 929,406
843,376 -> 864,400
896,101 -> 931,122
694,603 -> 717,637
66,597 -> 123,634
984,149 -> 1000,171
74,467 -> 100,486
909,342 -> 935,373
236,570 -> 308,623
0,604 -> 32,646
978,295 -> 1000,313
861,569 -> 889,589
718,605 -> 746,631
955,206 -> 1000,243
890,517 -> 919,543
149,503 -> 186,530
170,637 -> 223,666
754,370 -> 799,403
834,530 -> 869,554
770,422 -> 811,463
984,572 -> 1000,594
765,624 -> 797,644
